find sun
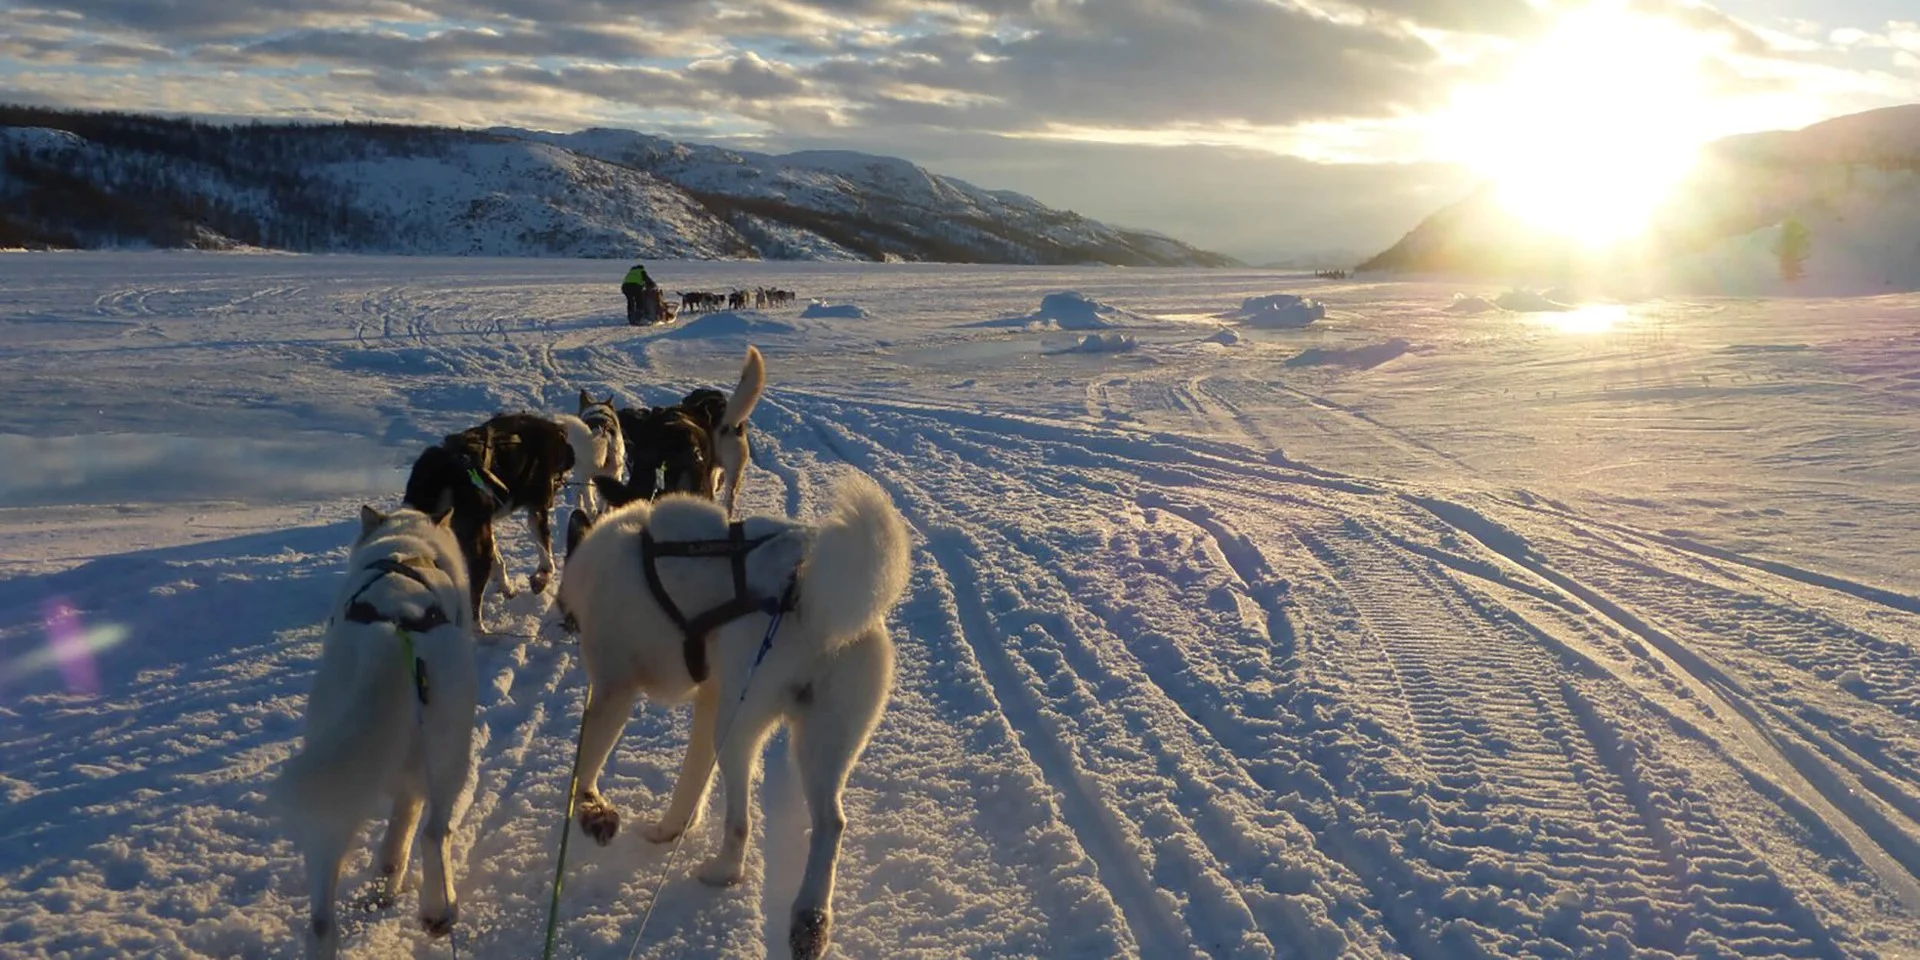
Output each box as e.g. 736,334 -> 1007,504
1435,4 -> 1719,247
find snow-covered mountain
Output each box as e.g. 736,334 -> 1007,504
0,106 -> 1235,265
1357,104 -> 1920,292
493,126 -> 1237,266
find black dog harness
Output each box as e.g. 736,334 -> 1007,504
449,433 -> 513,506
641,522 -> 797,683
341,556 -> 451,704
581,405 -> 619,439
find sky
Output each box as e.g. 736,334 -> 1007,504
2,0 -> 1918,263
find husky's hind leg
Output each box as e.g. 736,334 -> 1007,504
525,504 -> 556,594
786,629 -> 892,960
574,679 -> 640,845
487,525 -> 514,601
695,685 -> 780,888
371,794 -> 423,906
643,678 -> 719,844
417,658 -> 476,939
302,829 -> 352,960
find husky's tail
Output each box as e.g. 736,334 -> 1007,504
268,628 -> 413,847
556,413 -> 607,480
796,470 -> 911,647
721,346 -> 766,431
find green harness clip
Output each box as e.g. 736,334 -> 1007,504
398,629 -> 430,706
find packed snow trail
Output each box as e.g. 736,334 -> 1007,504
2,255 -> 1918,958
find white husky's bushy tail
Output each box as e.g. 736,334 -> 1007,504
269,627 -> 413,844
722,346 -> 766,431
556,413 -> 605,483
796,470 -> 911,647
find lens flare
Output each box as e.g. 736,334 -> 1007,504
0,599 -> 129,695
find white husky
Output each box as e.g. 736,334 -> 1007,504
557,469 -> 910,960
271,505 -> 479,959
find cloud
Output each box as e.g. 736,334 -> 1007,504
213,24 -> 690,68
37,0 -> 433,41
2,0 -> 1917,258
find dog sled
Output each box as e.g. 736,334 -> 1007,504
628,286 -> 678,327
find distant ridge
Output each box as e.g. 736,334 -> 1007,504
0,106 -> 1238,266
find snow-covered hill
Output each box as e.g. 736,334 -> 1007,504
0,107 -> 1234,266
497,126 -> 1239,267
1358,104 -> 1920,292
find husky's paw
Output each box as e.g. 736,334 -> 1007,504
578,796 -> 621,846
789,908 -> 832,960
641,818 -> 689,844
695,857 -> 744,887
419,905 -> 456,939
529,570 -> 552,594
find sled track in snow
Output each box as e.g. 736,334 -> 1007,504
1294,513 -> 1838,955
749,392 -> 1911,957
1410,501 -> 1920,916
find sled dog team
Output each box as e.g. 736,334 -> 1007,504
271,345 -> 914,959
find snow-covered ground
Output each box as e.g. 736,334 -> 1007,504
3,252 -> 1920,959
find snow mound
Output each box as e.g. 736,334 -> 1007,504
1205,328 -> 1241,346
1051,333 -> 1138,355
1223,294 -> 1325,328
1284,338 -> 1411,370
1494,289 -> 1575,312
801,300 -> 869,319
967,291 -> 1143,331
1445,294 -> 1500,314
1033,291 -> 1134,330
658,310 -> 799,340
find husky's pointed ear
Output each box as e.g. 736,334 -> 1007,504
578,388 -> 592,412
359,504 -> 385,539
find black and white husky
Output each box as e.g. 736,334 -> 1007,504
271,505 -> 479,959
607,346 -> 766,516
574,390 -> 626,518
557,470 -> 910,960
403,411 -> 604,626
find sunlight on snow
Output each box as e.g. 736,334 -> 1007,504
1532,303 -> 1633,335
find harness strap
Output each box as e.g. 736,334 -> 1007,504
639,528 -> 699,678
455,433 -> 514,504
343,557 -> 452,636
639,522 -> 797,684
398,628 -> 431,706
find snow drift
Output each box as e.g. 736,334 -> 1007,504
1222,294 -> 1325,328
971,291 -> 1144,331
1049,332 -> 1138,355
1494,289 -> 1574,312
1284,338 -> 1412,370
801,301 -> 870,319
1445,294 -> 1500,315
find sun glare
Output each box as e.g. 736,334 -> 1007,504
1436,5 -> 1718,246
